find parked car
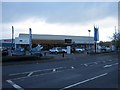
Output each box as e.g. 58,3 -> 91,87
2,48 -> 8,56
106,47 -> 111,52
61,47 -> 67,53
49,47 -> 63,54
31,48 -> 42,57
75,47 -> 85,52
101,46 -> 106,52
12,48 -> 25,56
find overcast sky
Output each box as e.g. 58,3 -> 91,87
1,1 -> 118,41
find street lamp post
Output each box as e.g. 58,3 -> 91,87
29,28 -> 32,55
88,30 -> 91,53
12,26 -> 14,50
115,26 -> 117,52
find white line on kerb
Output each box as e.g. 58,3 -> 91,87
60,73 -> 108,90
6,80 -> 24,90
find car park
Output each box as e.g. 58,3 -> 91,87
31,44 -> 43,57
12,48 -> 25,56
31,48 -> 42,57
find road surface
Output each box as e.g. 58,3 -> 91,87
2,53 -> 119,90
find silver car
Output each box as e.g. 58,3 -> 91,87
49,47 -> 63,54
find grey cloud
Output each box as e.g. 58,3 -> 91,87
2,2 -> 118,24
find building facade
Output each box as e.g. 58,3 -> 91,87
0,39 -> 15,49
14,34 -> 95,50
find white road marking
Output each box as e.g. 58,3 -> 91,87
84,62 -> 93,65
6,80 -> 24,90
104,65 -> 112,68
27,72 -> 33,77
10,68 -> 74,81
104,63 -> 118,68
71,66 -> 74,69
102,61 -> 106,63
9,67 -> 65,76
81,60 -> 108,67
84,64 -> 88,66
53,69 -> 56,72
83,61 -> 100,66
109,60 -> 112,61
96,61 -> 101,63
94,62 -> 98,64
60,73 -> 108,90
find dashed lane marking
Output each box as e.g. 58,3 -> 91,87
104,63 -> 118,68
53,69 -> 56,72
84,64 -> 88,66
71,66 -> 74,69
102,61 -> 106,63
94,62 -> 98,64
109,60 -> 112,61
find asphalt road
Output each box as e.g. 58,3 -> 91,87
2,53 -> 119,90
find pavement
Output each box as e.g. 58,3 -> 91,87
2,52 -> 119,90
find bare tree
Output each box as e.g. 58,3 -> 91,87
112,32 -> 120,51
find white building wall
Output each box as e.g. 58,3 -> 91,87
15,37 -> 29,44
19,34 -> 94,44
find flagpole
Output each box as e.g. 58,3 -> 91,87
94,26 -> 99,53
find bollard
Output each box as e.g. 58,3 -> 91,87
62,53 -> 64,58
44,52 -> 46,56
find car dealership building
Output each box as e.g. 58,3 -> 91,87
14,33 -> 95,50
1,34 -> 95,50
